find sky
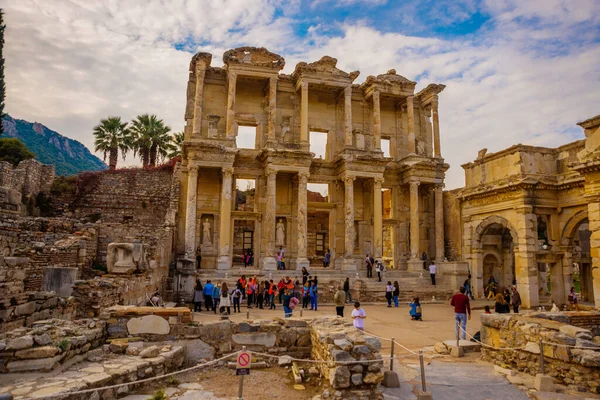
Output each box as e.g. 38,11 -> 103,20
2,0 -> 599,189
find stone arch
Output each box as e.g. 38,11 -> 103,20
561,210 -> 589,247
472,215 -> 518,250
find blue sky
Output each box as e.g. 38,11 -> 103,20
2,0 -> 599,188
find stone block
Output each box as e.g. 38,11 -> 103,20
278,355 -> 292,366
364,337 -> 382,352
559,325 -> 593,340
417,392 -> 433,400
7,354 -> 62,372
363,371 -> 384,384
126,315 -> 170,335
15,345 -> 59,359
351,373 -> 363,386
382,371 -> 400,388
15,301 -> 36,316
6,335 -> 34,350
181,339 -> 215,363
33,333 -> 52,346
494,365 -> 515,376
139,345 -> 160,358
329,366 -> 350,388
534,374 -> 555,392
334,339 -> 353,351
232,333 -> 277,347
434,342 -> 449,354
524,342 -> 540,354
331,350 -> 355,362
481,313 -> 512,329
238,322 -> 260,333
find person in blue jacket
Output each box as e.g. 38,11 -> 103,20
409,296 -> 422,321
203,280 -> 215,312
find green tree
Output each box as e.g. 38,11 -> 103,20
0,9 -> 6,135
167,131 -> 184,159
130,114 -> 173,167
93,116 -> 130,170
0,138 -> 35,166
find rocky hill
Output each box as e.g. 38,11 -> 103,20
1,115 -> 106,176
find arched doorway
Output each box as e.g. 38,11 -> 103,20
483,253 -> 500,289
571,219 -> 592,302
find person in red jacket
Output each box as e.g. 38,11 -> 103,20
268,279 -> 277,310
450,286 -> 471,340
277,278 -> 286,304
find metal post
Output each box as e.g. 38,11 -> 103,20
300,309 -> 303,317
390,337 -> 395,371
539,338 -> 545,375
419,349 -> 427,392
237,346 -> 246,400
246,310 -> 249,319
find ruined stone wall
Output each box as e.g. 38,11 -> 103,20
0,159 -> 55,196
443,189 -> 462,260
480,312 -> 600,394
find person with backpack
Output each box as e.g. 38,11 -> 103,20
192,279 -> 203,312
334,285 -> 345,317
302,281 -> 310,309
464,274 -> 475,300
232,286 -> 242,313
365,254 -> 373,278
203,280 -> 215,312
376,260 -> 385,282
283,289 -> 295,318
410,297 -> 422,321
212,282 -> 221,314
219,282 -> 231,315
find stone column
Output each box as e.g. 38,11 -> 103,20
225,72 -> 237,139
184,166 -> 199,259
407,180 -> 422,271
407,96 -> 416,154
300,81 -> 309,146
472,249 -> 484,298
267,76 -> 277,145
431,96 -> 441,157
296,171 -> 310,270
344,84 -> 353,147
217,167 -> 234,269
515,211 -> 540,308
372,90 -> 381,150
435,183 -> 445,262
373,177 -> 384,259
342,175 -> 357,270
262,168 -> 278,270
192,64 -> 207,136
587,197 -> 600,308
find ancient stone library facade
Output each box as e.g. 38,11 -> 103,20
177,47 -> 448,273
0,46 -> 599,313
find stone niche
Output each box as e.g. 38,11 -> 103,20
106,241 -> 148,274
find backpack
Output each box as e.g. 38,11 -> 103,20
290,297 -> 300,309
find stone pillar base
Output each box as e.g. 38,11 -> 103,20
341,258 -> 357,271
296,258 -> 310,271
408,259 -> 425,272
417,392 -> 433,400
382,371 -> 400,388
262,256 -> 277,270
534,374 -> 555,392
177,257 -> 196,274
216,255 -> 231,270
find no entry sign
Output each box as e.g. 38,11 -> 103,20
236,350 -> 251,376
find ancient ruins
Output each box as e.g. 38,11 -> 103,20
0,47 -> 599,399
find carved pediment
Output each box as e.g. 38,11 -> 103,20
364,69 -> 416,87
292,56 -> 359,82
223,47 -> 285,70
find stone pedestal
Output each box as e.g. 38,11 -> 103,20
341,258 -> 357,271
176,257 -> 196,274
408,259 -> 424,272
534,374 -> 555,392
296,258 -> 310,271
382,371 -> 400,388
216,255 -> 231,270
417,392 -> 433,400
263,256 -> 277,270
439,261 -> 469,291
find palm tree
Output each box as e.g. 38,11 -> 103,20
167,131 -> 184,159
93,117 -> 130,170
129,114 -> 174,167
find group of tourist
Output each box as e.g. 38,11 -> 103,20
364,254 -> 386,281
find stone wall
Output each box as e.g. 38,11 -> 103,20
443,189 -> 462,261
0,318 -> 106,373
0,159 -> 55,197
480,312 -> 600,393
0,290 -> 76,333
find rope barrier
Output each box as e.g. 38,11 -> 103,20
542,341 -> 600,350
361,329 -> 420,355
250,350 -> 396,365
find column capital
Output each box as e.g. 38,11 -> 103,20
374,177 -> 385,185
343,175 -> 356,185
298,171 -> 310,181
265,167 -> 277,178
430,95 -> 439,108
409,179 -> 420,187
372,88 -> 380,101
187,164 -> 199,174
301,80 -> 308,91
221,166 -> 234,177
227,71 -> 237,80
435,182 -> 445,190
344,84 -> 352,96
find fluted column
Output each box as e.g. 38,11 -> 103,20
409,180 -> 420,259
435,183 -> 445,262
373,89 -> 381,150
225,72 -> 237,139
267,76 -> 277,145
342,175 -> 356,270
373,177 -> 384,259
217,167 -> 234,269
184,166 -> 199,258
300,81 -> 309,146
296,171 -> 310,270
192,64 -> 207,136
407,95 -> 416,154
262,168 -> 278,270
432,96 -> 441,157
344,84 -> 353,147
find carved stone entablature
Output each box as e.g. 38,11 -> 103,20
223,47 -> 285,70
258,148 -> 313,170
189,52 -> 213,72
398,155 -> 449,183
184,141 -> 237,166
416,83 -> 446,104
292,56 -> 359,87
361,69 -> 417,98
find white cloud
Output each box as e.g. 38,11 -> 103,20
2,0 -> 599,189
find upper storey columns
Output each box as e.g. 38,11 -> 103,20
406,95 -> 416,154
217,167 -> 234,270
267,76 -> 278,145
431,96 -> 441,158
344,84 -> 353,147
372,90 -> 381,150
190,52 -> 212,137
300,81 -> 309,146
184,165 -> 199,259
225,72 -> 237,140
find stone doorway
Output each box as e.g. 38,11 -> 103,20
571,220 -> 593,302
232,219 -> 256,267
308,211 -> 329,268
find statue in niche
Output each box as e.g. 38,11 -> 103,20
280,117 -> 291,141
276,219 -> 285,246
537,215 -> 548,243
208,115 -> 221,138
202,218 -> 212,246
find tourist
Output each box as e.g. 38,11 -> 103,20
351,302 -> 367,331
285,276 -> 294,291
276,252 -> 282,270
421,252 -> 428,270
268,280 -> 277,310
428,262 -> 437,285
279,246 -> 285,259
293,280 -> 302,301
334,285 -> 345,317
203,280 -> 215,312
484,305 -> 491,314
263,280 -> 270,307
277,278 -> 285,304
150,292 -> 162,307
343,277 -> 353,303
290,294 -> 299,314
192,279 -> 203,312
313,275 -> 319,288
282,289 -> 293,318
503,288 -> 511,305
195,245 -> 202,269
464,274 -> 475,300
212,282 -> 221,314
385,281 -> 394,307
302,281 -> 310,309
485,280 -> 497,300
450,286 -> 471,340
511,286 -> 522,313
247,248 -> 253,266
302,267 -> 309,285
568,287 -> 580,311
238,275 -> 247,300
494,293 -> 510,314
219,282 -> 231,315
365,254 -> 373,278
392,281 -> 400,307
409,297 -> 422,321
232,286 -> 242,313
246,278 -> 255,309
375,261 -> 384,282
309,281 -> 318,311
323,249 -> 331,268
256,279 -> 264,309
